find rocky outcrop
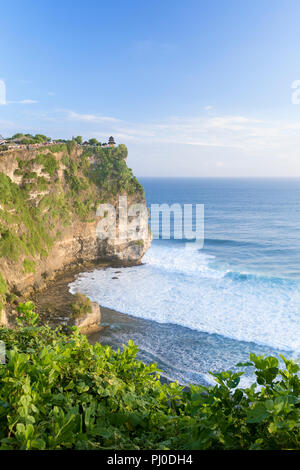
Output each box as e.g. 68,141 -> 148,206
74,302 -> 101,334
0,307 -> 8,328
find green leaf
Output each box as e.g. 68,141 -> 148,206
268,422 -> 277,434
247,404 -> 269,423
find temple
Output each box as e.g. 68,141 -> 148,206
108,136 -> 115,147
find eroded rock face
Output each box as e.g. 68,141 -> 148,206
0,212 -> 151,295
74,302 -> 101,334
0,308 -> 8,328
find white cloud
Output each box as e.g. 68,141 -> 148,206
19,99 -> 38,104
67,110 -> 121,123
6,99 -> 38,104
205,116 -> 263,130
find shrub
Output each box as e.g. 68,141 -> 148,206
0,306 -> 299,450
74,136 -> 82,145
0,318 -> 168,450
11,133 -> 24,139
16,301 -> 39,327
88,138 -> 98,146
34,134 -> 50,143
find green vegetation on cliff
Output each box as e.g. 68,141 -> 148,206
88,144 -> 144,198
0,304 -> 299,450
0,274 -> 8,311
8,133 -> 51,145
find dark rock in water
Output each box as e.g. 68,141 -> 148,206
112,276 -> 119,279
115,271 -> 121,274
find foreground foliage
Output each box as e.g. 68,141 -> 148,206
0,307 -> 299,450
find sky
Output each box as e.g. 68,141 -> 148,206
1,0 -> 300,176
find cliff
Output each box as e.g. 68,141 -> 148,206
0,141 -> 151,323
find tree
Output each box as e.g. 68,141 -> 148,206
11,133 -> 24,140
88,138 -> 98,145
34,134 -> 50,143
75,136 -> 83,145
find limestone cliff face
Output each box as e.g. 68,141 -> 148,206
0,142 -> 151,317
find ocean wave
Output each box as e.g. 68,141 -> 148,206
69,242 -> 300,353
204,237 -> 265,248
224,270 -> 299,287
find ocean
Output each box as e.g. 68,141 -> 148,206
69,178 -> 300,386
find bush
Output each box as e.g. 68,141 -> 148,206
11,133 -> 24,139
0,306 -> 299,450
34,134 -> 50,143
88,138 -> 98,146
16,301 -> 39,327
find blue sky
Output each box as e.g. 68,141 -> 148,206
1,0 -> 300,176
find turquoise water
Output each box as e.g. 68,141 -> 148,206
70,178 -> 300,386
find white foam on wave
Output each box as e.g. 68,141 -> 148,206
69,243 -> 300,353
142,243 -> 224,278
